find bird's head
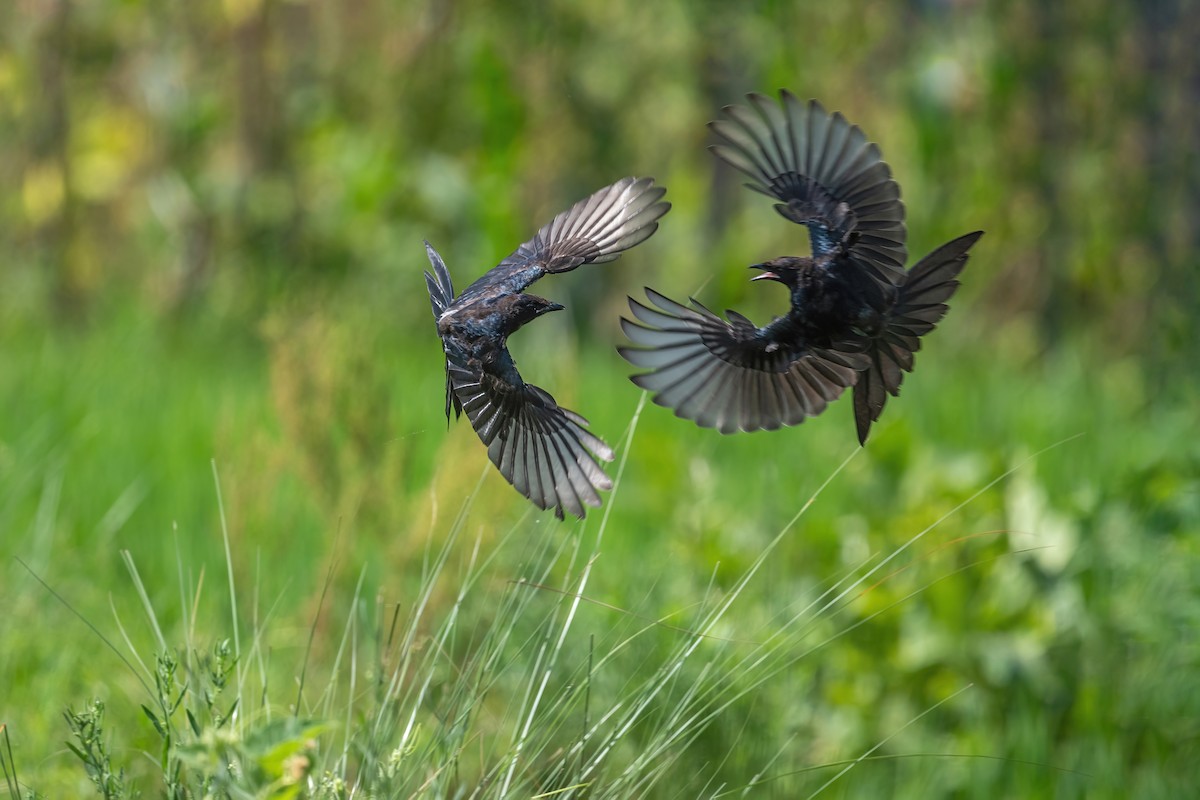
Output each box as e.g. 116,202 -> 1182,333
749,256 -> 809,288
504,293 -> 565,328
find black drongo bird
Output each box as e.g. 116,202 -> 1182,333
424,177 -> 669,519
620,91 -> 982,443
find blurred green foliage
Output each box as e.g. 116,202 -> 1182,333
2,0 -> 1196,349
1,0 -> 1198,797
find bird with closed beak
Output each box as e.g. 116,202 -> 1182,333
425,177 -> 670,519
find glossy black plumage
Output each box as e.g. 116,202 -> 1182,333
425,177 -> 669,519
620,91 -> 982,443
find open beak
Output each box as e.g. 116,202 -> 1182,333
749,264 -> 779,282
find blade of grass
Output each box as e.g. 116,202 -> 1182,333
1,723 -> 21,800
805,684 -> 974,798
210,459 -> 242,730
15,557 -> 153,698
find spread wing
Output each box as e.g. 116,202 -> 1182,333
447,363 -> 614,520
852,231 -> 983,444
709,91 -> 907,290
619,289 -> 865,434
459,177 -> 670,300
423,240 -> 461,422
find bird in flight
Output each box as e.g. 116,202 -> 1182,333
620,91 -> 982,444
425,177 -> 669,519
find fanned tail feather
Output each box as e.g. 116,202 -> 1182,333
853,231 -> 983,444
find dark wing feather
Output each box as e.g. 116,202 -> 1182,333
852,231 -> 983,444
423,241 -> 461,422
619,289 -> 864,434
423,240 -> 455,316
708,91 -> 907,289
447,364 -> 614,520
463,177 -> 670,298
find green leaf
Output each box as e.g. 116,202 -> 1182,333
141,705 -> 166,738
63,741 -> 89,765
186,708 -> 201,736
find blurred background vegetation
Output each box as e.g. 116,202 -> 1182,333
1,0 -> 1198,796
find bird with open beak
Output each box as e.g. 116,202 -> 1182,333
620,91 -> 982,443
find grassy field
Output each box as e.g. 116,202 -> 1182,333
2,276 -> 1197,797
2,0 -> 1198,796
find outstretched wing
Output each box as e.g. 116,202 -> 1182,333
447,363 -> 614,520
709,91 -> 907,289
459,177 -> 670,300
423,241 -> 461,422
853,231 -> 983,444
619,289 -> 865,434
